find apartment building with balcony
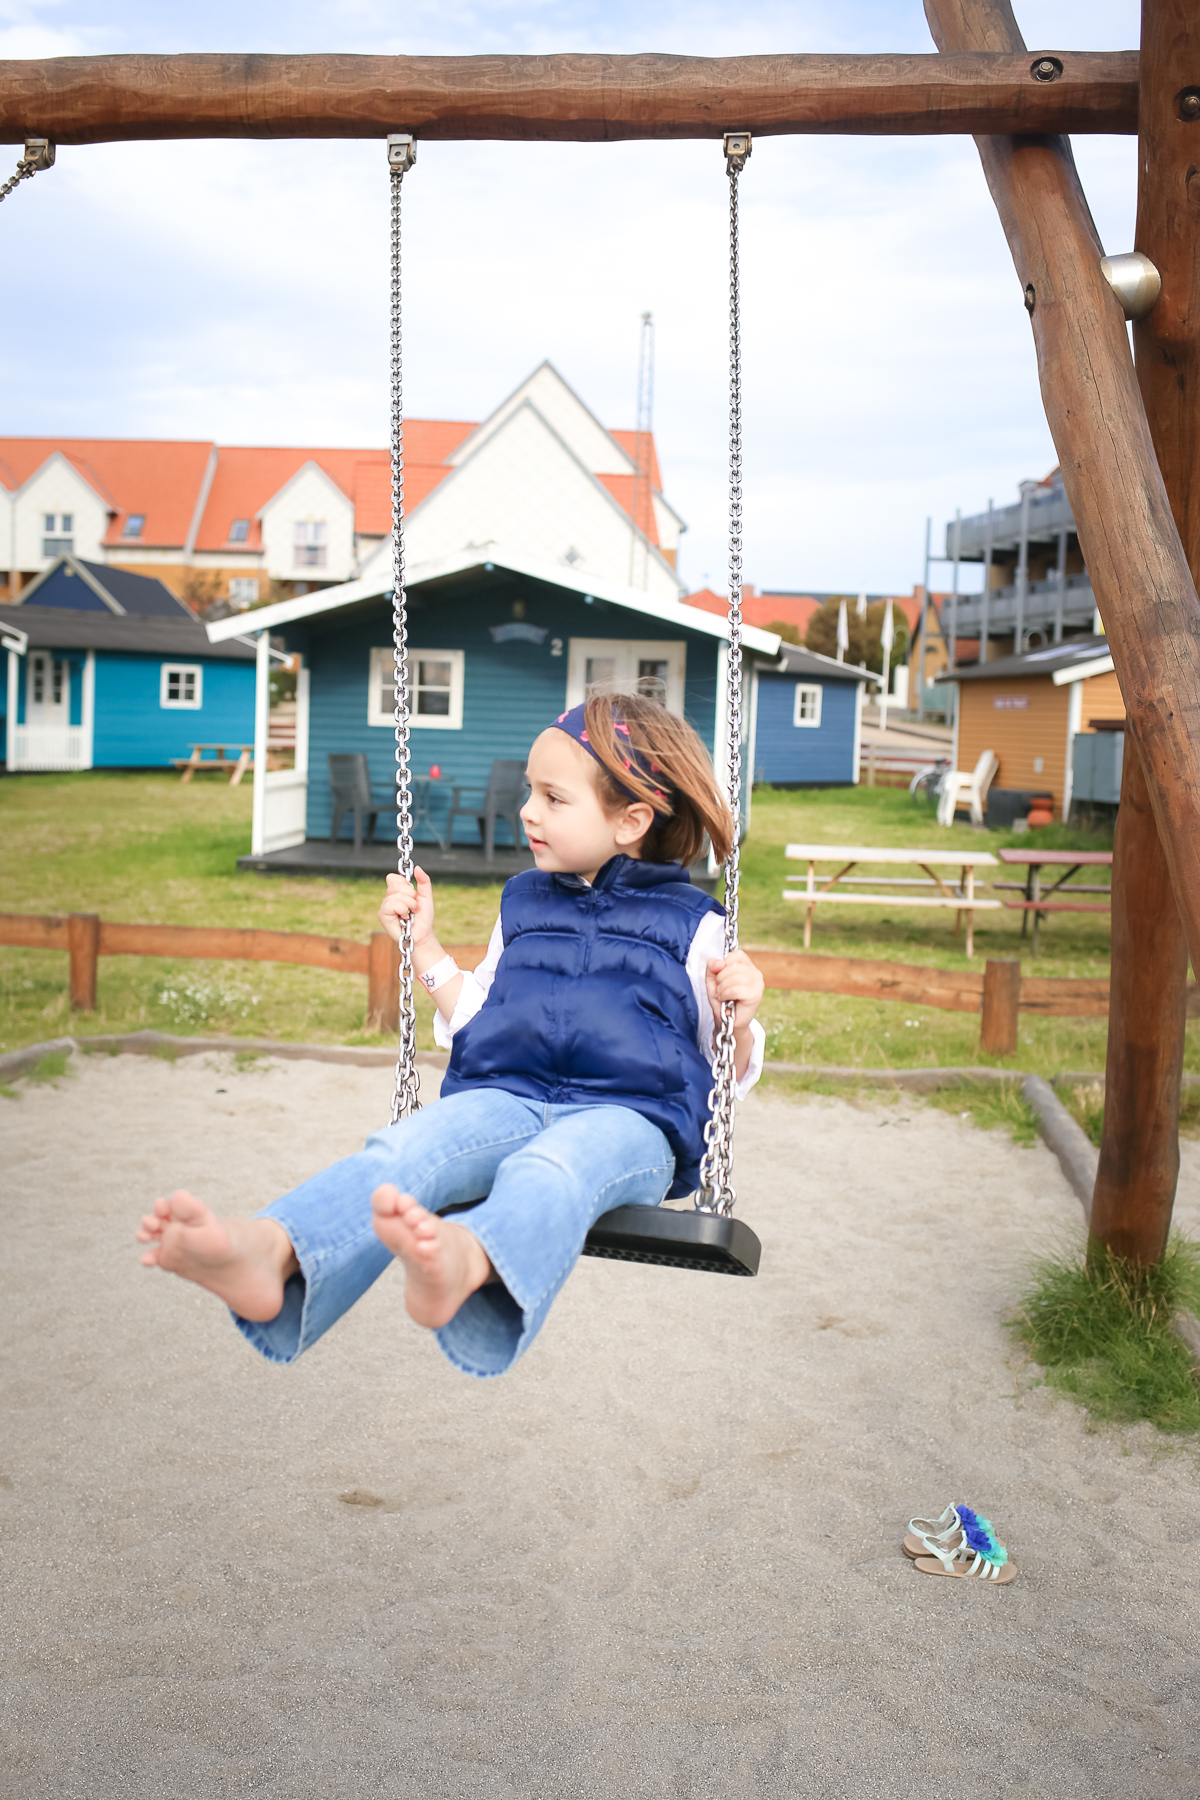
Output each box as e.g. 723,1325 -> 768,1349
938,466 -> 1098,665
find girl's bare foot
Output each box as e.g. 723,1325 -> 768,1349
136,1191 -> 298,1322
371,1184 -> 493,1328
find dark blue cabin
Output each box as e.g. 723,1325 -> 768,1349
751,643 -> 867,787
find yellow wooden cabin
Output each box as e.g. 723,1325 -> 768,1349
950,636 -> 1124,824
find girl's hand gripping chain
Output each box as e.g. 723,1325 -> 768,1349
379,867 -> 436,947
705,948 -> 766,1082
378,868 -> 464,1020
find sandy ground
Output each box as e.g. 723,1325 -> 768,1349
3,1052 -> 1200,1800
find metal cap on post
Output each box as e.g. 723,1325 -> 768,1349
1100,251 -> 1161,322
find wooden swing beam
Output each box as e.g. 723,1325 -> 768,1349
2,4 -> 1197,1266
0,50 -> 1138,144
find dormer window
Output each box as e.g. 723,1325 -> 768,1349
122,514 -> 145,539
294,519 -> 327,568
228,519 -> 250,543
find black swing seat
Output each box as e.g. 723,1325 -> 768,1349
582,1205 -> 761,1276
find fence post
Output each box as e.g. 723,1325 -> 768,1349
67,913 -> 100,1012
367,931 -> 400,1035
980,957 -> 1020,1055
867,743 -> 877,787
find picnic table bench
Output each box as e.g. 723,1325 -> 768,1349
783,844 -> 1000,956
174,743 -> 254,785
996,848 -> 1113,955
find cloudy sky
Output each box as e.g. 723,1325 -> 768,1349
1,0 -> 1140,595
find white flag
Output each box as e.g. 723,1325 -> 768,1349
880,599 -> 895,653
856,590 -> 868,619
836,599 -> 849,662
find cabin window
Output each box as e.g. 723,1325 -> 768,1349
228,519 -> 250,543
160,663 -> 203,709
566,639 -> 686,715
122,514 -> 145,539
229,577 -> 260,607
793,684 -> 823,728
368,646 -> 464,730
294,520 -> 327,568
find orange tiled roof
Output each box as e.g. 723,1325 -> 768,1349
596,473 -> 660,545
0,437 -> 215,547
0,416 -> 664,551
191,429 -> 476,550
610,430 -> 663,493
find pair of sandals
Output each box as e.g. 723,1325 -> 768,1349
904,1503 -> 1017,1584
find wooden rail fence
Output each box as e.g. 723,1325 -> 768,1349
2,912 -> 1196,1056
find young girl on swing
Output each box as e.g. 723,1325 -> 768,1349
137,695 -> 766,1379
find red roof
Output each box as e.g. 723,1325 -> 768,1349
610,430 -> 663,493
0,437 -> 215,548
683,587 -> 925,637
0,417 -> 665,551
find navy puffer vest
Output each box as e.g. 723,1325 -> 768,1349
440,856 -> 721,1195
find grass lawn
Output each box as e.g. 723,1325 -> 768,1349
3,770 -> 1194,1080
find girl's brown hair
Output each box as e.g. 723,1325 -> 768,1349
581,692 -> 734,868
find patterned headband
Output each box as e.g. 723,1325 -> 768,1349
551,702 -> 673,815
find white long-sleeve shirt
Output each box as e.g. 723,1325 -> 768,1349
433,907 -> 765,1101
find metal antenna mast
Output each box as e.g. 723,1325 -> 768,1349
628,310 -> 655,588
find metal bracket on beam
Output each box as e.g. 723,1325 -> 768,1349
22,137 -> 55,171
1101,250 -> 1161,321
386,133 -> 416,172
723,131 -> 751,174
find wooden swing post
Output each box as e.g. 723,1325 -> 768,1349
1089,0 -> 1196,1266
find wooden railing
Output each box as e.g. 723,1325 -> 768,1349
2,912 -> 1195,1055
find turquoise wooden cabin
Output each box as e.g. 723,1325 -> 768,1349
202,552 -> 784,878
1,556 -> 255,772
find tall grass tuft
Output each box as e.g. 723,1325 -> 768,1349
1011,1236 -> 1200,1434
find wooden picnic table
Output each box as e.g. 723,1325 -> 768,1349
174,743 -> 254,786
783,844 -> 1000,957
996,847 -> 1113,956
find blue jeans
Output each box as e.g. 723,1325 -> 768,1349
234,1089 -> 675,1378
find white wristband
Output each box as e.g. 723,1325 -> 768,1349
417,953 -> 460,995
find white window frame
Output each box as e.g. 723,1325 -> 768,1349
229,577 -> 261,606
160,663 -> 204,710
369,646 -> 465,730
565,638 -> 687,715
793,683 -> 823,728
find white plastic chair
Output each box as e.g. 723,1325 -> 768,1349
936,749 -> 999,827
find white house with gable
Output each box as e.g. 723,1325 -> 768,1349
360,362 -> 687,603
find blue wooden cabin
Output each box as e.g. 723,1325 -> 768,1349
1,556 -> 255,771
203,552 -> 788,870
751,643 -> 867,787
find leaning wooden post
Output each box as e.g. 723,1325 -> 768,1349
67,912 -> 99,1011
1090,0 -> 1194,1266
980,957 -> 1020,1055
367,931 -> 400,1035
924,0 -> 1200,988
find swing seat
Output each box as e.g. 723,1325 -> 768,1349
582,1205 -> 761,1276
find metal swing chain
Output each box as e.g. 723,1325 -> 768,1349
0,138 -> 54,207
697,131 -> 751,1219
387,134 -> 421,1125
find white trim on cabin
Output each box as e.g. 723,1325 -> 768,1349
1062,679 -> 1084,822
1051,654 -> 1115,685
203,547 -> 782,659
792,684 -> 823,728
367,645 -> 465,730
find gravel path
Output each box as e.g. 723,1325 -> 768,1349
3,1051 -> 1198,1798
